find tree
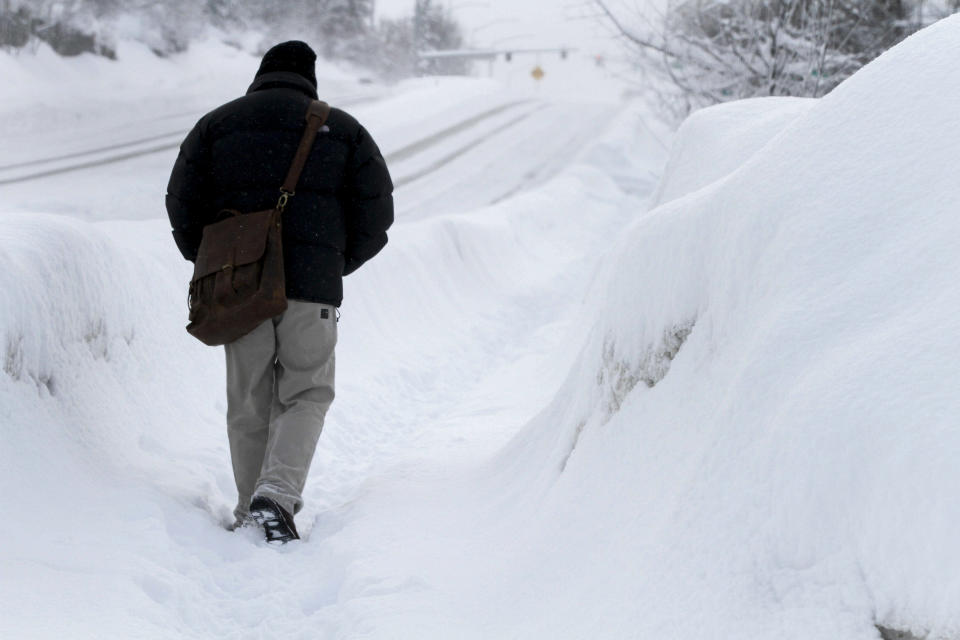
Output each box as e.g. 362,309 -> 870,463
594,0 -> 933,118
413,0 -> 469,75
0,0 -> 468,79
373,15 -> 417,79
0,0 -> 118,57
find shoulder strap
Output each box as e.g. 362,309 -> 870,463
277,100 -> 331,209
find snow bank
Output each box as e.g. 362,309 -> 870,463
652,96 -> 815,206
483,14 -> 960,639
0,214 -> 228,502
0,214 -> 240,636
0,40 -> 248,139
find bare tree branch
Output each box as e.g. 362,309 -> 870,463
592,0 -> 935,119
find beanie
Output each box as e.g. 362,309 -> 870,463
255,41 -> 317,88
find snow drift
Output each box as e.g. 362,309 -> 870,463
651,96 -> 815,206
3,12 -> 960,640
223,17 -> 960,638
484,13 -> 960,640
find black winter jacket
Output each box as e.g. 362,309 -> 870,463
165,71 -> 393,307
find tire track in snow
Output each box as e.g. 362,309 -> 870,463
385,100 -> 534,166
399,102 -> 620,217
0,129 -> 188,172
489,102 -> 625,205
391,103 -> 548,189
0,98 -> 531,188
0,94 -> 382,185
0,142 -> 191,187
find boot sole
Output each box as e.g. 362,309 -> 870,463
249,503 -> 299,544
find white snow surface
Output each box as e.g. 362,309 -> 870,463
651,96 -> 815,206
2,15 -> 960,640
494,16 -> 960,639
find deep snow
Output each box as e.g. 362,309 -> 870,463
2,14 -> 960,640
0,37 -> 664,639
651,96 -> 815,207
477,14 -> 960,639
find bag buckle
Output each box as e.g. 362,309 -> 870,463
277,189 -> 294,212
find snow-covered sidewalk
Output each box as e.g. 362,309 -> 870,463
0,40 -> 666,638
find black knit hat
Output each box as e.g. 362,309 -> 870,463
256,41 -> 317,88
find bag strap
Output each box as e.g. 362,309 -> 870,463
277,100 -> 331,212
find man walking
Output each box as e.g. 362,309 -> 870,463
165,41 -> 393,543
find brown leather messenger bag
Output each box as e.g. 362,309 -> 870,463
185,100 -> 331,346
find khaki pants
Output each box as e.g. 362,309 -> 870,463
225,299 -> 337,521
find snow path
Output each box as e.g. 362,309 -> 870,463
0,48 -> 665,636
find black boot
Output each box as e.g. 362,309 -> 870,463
248,495 -> 300,544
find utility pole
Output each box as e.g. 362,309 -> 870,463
413,0 -> 425,76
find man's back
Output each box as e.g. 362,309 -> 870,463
166,53 -> 393,306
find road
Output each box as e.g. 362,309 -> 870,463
0,89 -> 618,222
